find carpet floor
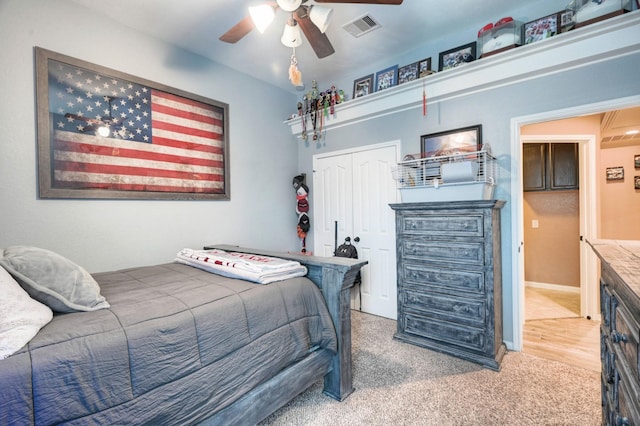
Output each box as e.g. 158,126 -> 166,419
260,310 -> 601,426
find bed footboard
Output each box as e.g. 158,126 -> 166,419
205,244 -> 367,401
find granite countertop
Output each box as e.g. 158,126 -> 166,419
588,239 -> 640,307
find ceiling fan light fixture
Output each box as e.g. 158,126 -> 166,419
249,4 -> 275,33
309,5 -> 333,33
281,21 -> 302,47
276,0 -> 302,12
97,125 -> 110,137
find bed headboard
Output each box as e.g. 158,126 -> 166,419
204,244 -> 367,401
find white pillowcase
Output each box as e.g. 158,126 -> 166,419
0,265 -> 53,359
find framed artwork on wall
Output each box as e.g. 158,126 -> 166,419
606,166 -> 624,181
352,74 -> 374,99
35,47 -> 230,200
418,57 -> 433,77
635,154 -> 640,169
374,65 -> 398,92
420,125 -> 483,158
398,62 -> 419,85
438,42 -> 476,71
635,176 -> 640,190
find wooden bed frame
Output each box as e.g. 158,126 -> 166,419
200,245 -> 367,425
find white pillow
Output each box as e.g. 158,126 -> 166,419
0,265 -> 53,359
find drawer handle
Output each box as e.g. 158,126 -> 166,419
615,415 -> 630,426
612,331 -> 628,343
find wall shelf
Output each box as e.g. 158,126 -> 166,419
285,12 -> 640,136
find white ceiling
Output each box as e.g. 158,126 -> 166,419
69,0 -> 554,94
66,0 -> 639,138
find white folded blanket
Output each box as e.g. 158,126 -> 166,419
175,248 -> 307,284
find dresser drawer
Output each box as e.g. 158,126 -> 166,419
402,289 -> 485,326
614,304 -> 640,381
402,263 -> 485,294
400,213 -> 484,237
401,240 -> 484,267
402,312 -> 485,352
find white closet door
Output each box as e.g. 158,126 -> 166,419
313,143 -> 398,319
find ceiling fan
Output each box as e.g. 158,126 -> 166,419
219,0 -> 403,59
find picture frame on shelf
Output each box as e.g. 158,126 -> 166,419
438,42 -> 476,71
420,124 -> 483,158
34,47 -> 230,201
606,166 -> 624,181
375,65 -> 398,92
398,62 -> 419,85
352,74 -> 374,99
523,13 -> 560,45
418,57 -> 433,77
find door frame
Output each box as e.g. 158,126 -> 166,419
520,135 -> 597,320
509,94 -> 640,351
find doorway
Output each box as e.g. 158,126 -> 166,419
312,141 -> 400,319
509,95 -> 640,351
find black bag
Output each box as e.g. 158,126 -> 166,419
335,242 -> 361,288
335,242 -> 358,259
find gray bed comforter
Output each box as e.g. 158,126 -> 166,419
1,263 -> 337,425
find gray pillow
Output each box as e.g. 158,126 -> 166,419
0,246 -> 110,313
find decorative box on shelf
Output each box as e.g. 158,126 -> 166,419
478,17 -> 522,58
573,0 -> 632,28
391,148 -> 497,203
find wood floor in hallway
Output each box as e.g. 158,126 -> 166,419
523,287 -> 600,372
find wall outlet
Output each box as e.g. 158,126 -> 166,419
532,219 -> 539,229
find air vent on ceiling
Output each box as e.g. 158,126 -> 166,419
342,14 -> 381,38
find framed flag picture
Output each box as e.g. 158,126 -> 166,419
35,47 -> 230,200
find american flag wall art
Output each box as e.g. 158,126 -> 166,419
35,47 -> 230,200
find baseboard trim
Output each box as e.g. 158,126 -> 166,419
525,281 -> 580,293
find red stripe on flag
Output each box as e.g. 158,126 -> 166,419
151,119 -> 222,140
152,102 -> 224,128
54,159 -> 224,182
150,136 -> 224,154
52,179 -> 224,194
55,139 -> 223,169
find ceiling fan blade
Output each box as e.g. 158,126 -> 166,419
219,15 -> 255,43
295,8 -> 335,58
313,0 -> 403,4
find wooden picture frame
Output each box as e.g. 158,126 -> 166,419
418,57 -> 433,77
35,47 -> 230,200
606,166 -> 624,181
421,124 -> 483,158
374,65 -> 398,92
398,62 -> 419,85
438,42 -> 476,71
352,74 -> 374,99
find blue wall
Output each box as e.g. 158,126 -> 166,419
0,0 -> 298,272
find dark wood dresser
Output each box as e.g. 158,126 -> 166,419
589,240 -> 640,426
390,200 -> 506,371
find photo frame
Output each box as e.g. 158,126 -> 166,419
375,65 -> 398,92
606,166 -> 624,181
418,57 -> 433,78
635,154 -> 640,169
523,13 -> 560,45
353,74 -> 374,99
635,176 -> 640,190
398,62 -> 419,85
420,125 -> 483,158
438,42 -> 476,71
35,47 -> 229,200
